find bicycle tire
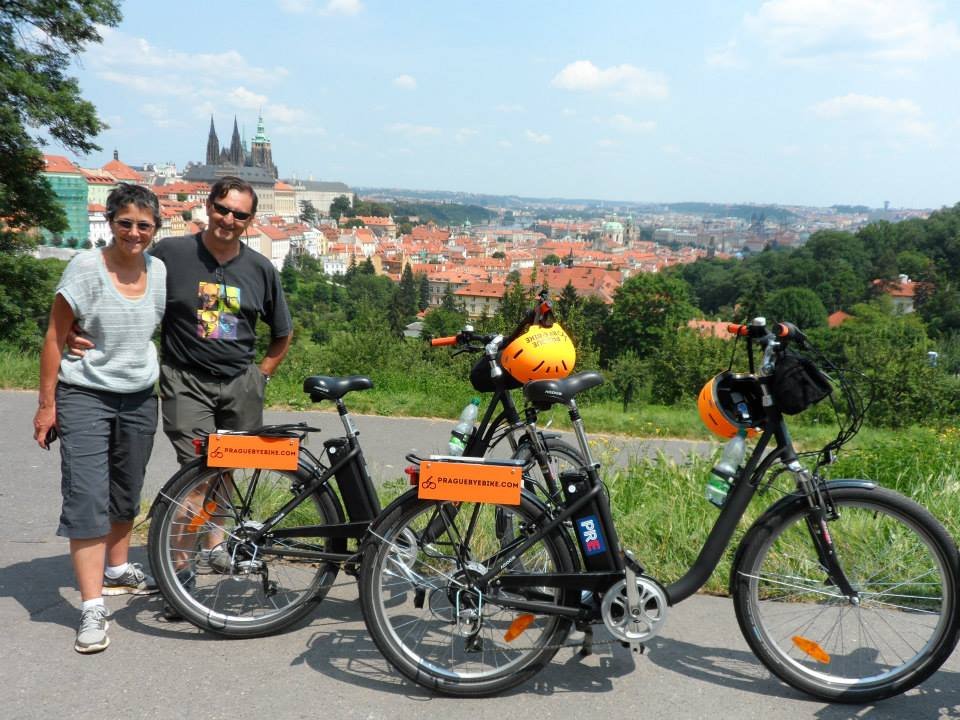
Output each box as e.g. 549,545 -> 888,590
732,484 -> 960,702
360,492 -> 577,696
148,463 -> 345,638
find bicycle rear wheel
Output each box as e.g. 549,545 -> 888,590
148,464 -> 345,637
512,437 -> 585,499
732,485 -> 960,702
360,494 -> 576,696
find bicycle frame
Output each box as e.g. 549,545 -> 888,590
438,389 -> 860,619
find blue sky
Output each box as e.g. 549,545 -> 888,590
69,0 -> 960,208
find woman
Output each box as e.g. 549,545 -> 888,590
33,183 -> 167,654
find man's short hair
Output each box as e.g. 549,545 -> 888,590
105,183 -> 163,229
208,176 -> 259,215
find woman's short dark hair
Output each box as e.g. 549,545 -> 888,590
208,175 -> 259,215
105,183 -> 162,230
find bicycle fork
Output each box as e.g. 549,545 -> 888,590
790,461 -> 860,602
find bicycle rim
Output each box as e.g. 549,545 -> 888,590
362,497 -> 573,694
154,466 -> 341,635
735,488 -> 958,700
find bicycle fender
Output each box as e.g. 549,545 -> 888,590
729,479 -> 878,595
146,457 -> 207,519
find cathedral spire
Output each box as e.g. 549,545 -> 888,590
206,115 -> 220,166
229,115 -> 244,166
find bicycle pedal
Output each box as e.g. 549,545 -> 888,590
413,587 -> 426,609
620,640 -> 646,655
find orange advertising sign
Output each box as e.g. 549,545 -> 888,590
417,460 -> 522,505
207,434 -> 300,470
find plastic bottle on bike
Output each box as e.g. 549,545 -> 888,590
447,398 -> 480,456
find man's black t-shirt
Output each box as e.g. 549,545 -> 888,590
150,233 -> 292,378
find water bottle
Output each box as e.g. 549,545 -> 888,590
714,429 -> 747,479
447,398 -> 481,456
706,429 -> 747,508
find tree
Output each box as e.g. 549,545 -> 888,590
603,273 -> 696,361
491,251 -> 506,259
417,272 -> 430,312
396,264 -> 418,322
762,287 -> 828,329
0,1 -> 122,252
299,199 -> 320,225
330,195 -> 352,220
542,253 -> 561,266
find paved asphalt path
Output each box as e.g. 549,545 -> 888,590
2,389 -> 958,720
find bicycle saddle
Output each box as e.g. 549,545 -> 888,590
303,375 -> 374,401
523,371 -> 604,407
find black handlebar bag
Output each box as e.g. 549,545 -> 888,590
771,354 -> 833,415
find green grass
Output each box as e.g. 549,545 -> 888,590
0,351 -> 38,389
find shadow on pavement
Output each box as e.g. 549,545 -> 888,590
645,635 -> 960,719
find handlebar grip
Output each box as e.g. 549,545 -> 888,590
727,324 -> 749,336
430,336 -> 458,347
773,321 -> 807,344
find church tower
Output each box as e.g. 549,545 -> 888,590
229,116 -> 245,166
205,116 -> 220,165
249,112 -> 277,178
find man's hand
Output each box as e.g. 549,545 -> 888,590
65,321 -> 94,356
33,404 -> 57,449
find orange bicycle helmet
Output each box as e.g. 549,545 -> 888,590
501,324 -> 576,383
698,371 -> 765,439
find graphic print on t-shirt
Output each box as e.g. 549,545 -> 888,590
196,281 -> 241,339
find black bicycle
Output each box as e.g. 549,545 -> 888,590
357,317 -> 960,701
146,302 -> 584,637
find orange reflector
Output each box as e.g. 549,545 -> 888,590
504,614 -> 536,642
187,501 -> 217,532
792,636 -> 831,664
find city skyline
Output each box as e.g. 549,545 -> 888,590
66,0 -> 960,209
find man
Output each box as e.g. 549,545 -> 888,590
70,176 -> 293,593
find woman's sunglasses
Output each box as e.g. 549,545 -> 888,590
113,219 -> 156,232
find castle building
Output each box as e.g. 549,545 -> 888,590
185,112 -> 278,197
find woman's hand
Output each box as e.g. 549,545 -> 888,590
34,404 -> 57,449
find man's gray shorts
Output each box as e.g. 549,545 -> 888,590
158,362 -> 266,465
56,383 -> 158,540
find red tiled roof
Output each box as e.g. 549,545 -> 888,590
828,310 -> 852,328
43,155 -> 80,174
102,158 -> 141,182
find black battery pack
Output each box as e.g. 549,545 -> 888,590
324,437 -> 381,521
561,469 -> 618,571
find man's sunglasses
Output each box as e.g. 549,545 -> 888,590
113,219 -> 156,232
211,201 -> 253,221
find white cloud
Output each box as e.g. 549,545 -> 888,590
745,0 -> 960,65
93,27 -> 287,83
706,40 -> 745,69
525,130 -> 551,144
811,93 -> 936,142
455,128 -> 478,143
277,0 -> 363,14
229,87 -> 269,109
393,74 -> 417,90
387,123 -> 441,137
609,113 -> 656,133
551,60 -> 668,100
87,29 -> 310,131
141,104 -> 186,129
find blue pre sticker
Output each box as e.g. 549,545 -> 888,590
576,515 -> 606,556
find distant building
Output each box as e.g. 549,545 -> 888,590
287,179 -> 353,217
184,113 -> 280,202
41,155 -> 88,245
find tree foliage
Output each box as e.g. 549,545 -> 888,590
0,0 -> 122,252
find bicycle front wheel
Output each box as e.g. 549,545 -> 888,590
148,464 -> 345,637
732,485 -> 960,702
360,494 -> 576,696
